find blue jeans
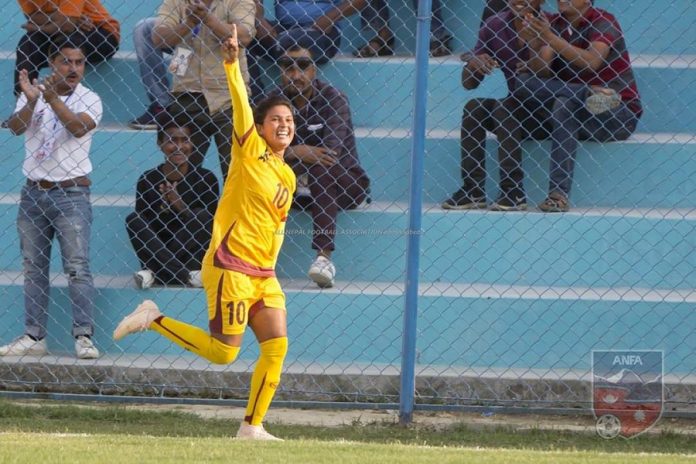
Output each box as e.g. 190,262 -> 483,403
360,0 -> 450,43
513,74 -> 639,196
17,184 -> 95,340
134,17 -> 172,109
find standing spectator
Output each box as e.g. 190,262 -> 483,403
514,0 -> 641,212
0,38 -> 101,359
442,0 -> 551,211
13,0 -> 120,98
248,0 -> 366,99
114,27 -> 295,440
152,0 -> 256,179
354,0 -> 452,57
126,114 -> 219,289
128,17 -> 173,130
270,45 -> 370,288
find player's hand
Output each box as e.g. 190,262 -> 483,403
468,53 -> 499,75
18,69 -> 41,102
222,24 -> 239,62
289,145 -> 338,167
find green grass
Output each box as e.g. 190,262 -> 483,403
0,400 -> 695,463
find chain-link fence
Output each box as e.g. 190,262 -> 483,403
0,0 -> 694,423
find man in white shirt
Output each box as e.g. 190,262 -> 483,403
0,37 -> 102,359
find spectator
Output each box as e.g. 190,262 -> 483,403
514,0 -> 641,212
354,0 -> 452,57
442,0 -> 551,211
13,0 -> 120,98
128,17 -> 173,130
126,113 -> 219,289
0,38 -> 101,359
152,0 -> 256,179
270,45 -> 370,288
248,0 -> 366,99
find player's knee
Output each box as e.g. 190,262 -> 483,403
209,338 -> 240,365
260,336 -> 288,363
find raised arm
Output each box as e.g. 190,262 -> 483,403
222,25 -> 256,145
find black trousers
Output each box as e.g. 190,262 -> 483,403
14,27 -> 119,96
125,211 -> 212,285
460,96 -> 551,196
168,92 -> 233,180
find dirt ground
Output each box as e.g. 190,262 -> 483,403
124,404 -> 696,436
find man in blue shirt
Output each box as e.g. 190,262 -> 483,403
248,0 -> 366,99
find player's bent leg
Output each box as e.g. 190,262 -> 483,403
151,317 -> 241,364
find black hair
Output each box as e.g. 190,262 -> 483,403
155,110 -> 194,144
47,35 -> 86,61
253,95 -> 294,125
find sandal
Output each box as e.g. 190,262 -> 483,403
538,192 -> 570,213
429,37 -> 452,57
353,36 -> 394,58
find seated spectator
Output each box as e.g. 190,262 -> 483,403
128,17 -> 173,130
354,0 -> 452,57
268,45 -> 370,288
126,113 -> 219,289
1,37 -> 101,359
513,0 -> 641,212
150,0 -> 256,179
13,0 -> 119,98
442,0 -> 551,211
248,0 -> 366,99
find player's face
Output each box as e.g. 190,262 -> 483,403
258,105 -> 295,153
159,126 -> 193,167
50,47 -> 85,92
279,48 -> 316,98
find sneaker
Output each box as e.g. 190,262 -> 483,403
75,336 -> 99,359
188,270 -> 203,288
113,300 -> 162,341
235,422 -> 283,441
308,255 -> 336,288
490,192 -> 527,211
134,269 -> 155,289
128,104 -> 164,130
0,335 -> 48,356
441,188 -> 486,210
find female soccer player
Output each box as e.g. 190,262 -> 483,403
113,25 -> 296,441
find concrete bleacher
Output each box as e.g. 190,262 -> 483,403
0,0 -> 694,387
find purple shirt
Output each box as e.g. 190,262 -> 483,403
473,9 -> 551,93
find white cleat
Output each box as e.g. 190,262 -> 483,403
113,300 -> 162,341
235,422 -> 283,441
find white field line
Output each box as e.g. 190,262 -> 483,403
0,271 -> 692,304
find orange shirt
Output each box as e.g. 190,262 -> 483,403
18,0 -> 120,41
202,60 -> 296,277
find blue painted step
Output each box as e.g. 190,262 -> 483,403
1,128 -> 693,208
1,58 -> 692,133
0,284 -> 693,374
0,202 -> 692,290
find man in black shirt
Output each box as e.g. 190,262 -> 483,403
125,114 -> 220,288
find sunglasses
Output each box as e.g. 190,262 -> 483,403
278,56 -> 314,70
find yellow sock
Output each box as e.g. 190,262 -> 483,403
151,316 -> 239,364
244,337 -> 288,426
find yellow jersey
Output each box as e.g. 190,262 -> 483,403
202,61 -> 296,277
